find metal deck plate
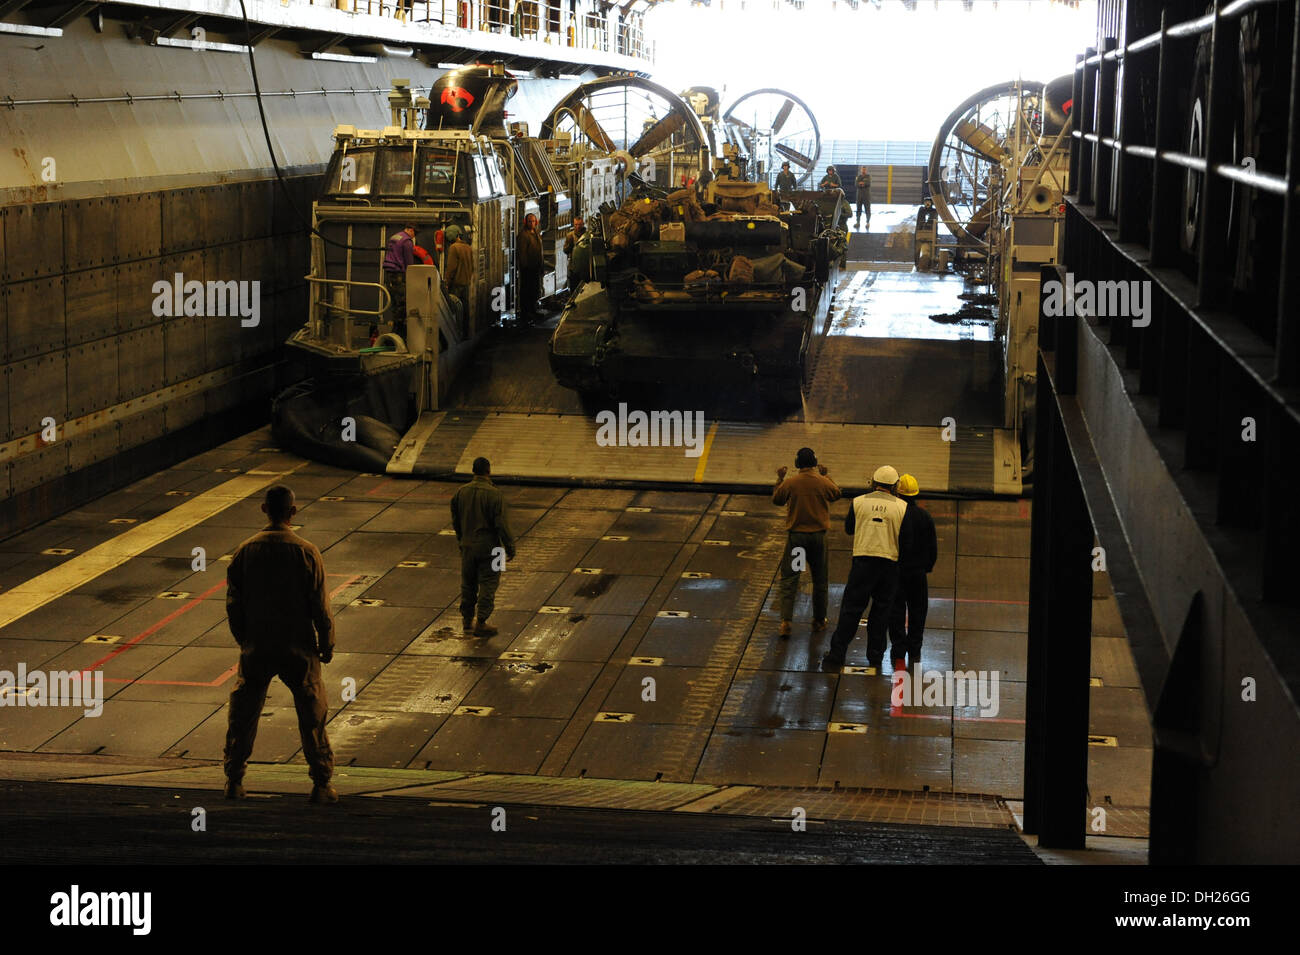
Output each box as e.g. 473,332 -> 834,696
460,660 -> 603,719
38,700 -> 220,758
510,537 -> 598,572
492,571 -> 568,611
323,708 -> 448,769
599,665 -> 730,725
354,503 -> 451,535
321,532 -> 428,575
528,508 -> 622,539
604,511 -> 702,541
953,631 -> 1028,681
553,488 -> 639,510
953,600 -> 1028,633
1088,686 -> 1153,748
0,705 -> 91,752
1087,746 -> 1154,806
265,651 -> 395,711
333,605 -> 439,654
820,733 -> 954,791
352,655 -> 490,714
953,738 -> 1024,798
1090,635 -> 1142,687
561,722 -> 713,782
396,413 -> 1019,495
682,544 -> 775,579
358,565 -> 462,608
414,715 -> 568,774
405,610 -> 535,654
955,680 -> 1026,741
635,616 -> 737,668
578,539 -> 683,576
546,572 -> 660,615
507,614 -> 634,662
828,673 -> 897,724
717,671 -> 837,731
0,594 -> 152,641
165,705 -> 306,762
695,727 -> 827,787
662,577 -> 754,617
112,646 -> 242,704
737,627 -> 836,672
0,637 -> 78,670
284,500 -> 405,533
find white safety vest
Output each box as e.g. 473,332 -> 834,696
850,490 -> 907,560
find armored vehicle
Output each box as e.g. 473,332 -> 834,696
549,176 -> 843,411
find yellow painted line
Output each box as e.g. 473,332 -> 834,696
886,165 -> 894,204
691,421 -> 719,483
0,461 -> 306,630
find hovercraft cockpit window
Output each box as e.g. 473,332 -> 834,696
325,149 -> 376,195
375,148 -> 417,196
418,148 -> 471,197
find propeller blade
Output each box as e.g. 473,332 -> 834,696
630,112 -> 686,157
967,196 -> 994,236
953,119 -> 1006,163
771,98 -> 796,135
727,115 -> 756,135
571,102 -> 615,153
774,142 -> 814,169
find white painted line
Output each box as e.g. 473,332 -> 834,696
0,462 -> 306,630
387,412 -> 445,475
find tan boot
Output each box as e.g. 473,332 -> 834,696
309,783 -> 339,805
224,778 -> 245,799
474,618 -> 498,637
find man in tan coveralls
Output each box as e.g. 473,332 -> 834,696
223,485 -> 337,804
450,457 -> 516,637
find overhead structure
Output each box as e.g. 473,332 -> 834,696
927,79 -> 1043,253
923,76 -> 1072,481
720,88 -> 821,188
539,75 -> 709,189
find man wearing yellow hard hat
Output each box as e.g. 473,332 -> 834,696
889,474 -> 938,672
821,464 -> 908,673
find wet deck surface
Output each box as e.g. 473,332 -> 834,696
0,425 -> 1149,826
0,777 -> 1040,864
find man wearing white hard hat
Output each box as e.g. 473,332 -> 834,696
821,464 -> 909,673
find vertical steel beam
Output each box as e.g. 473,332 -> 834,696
1080,47 -> 1099,206
1095,36 -> 1119,219
1023,352 -> 1056,838
1149,11 -> 1183,268
1024,352 -> 1094,849
1069,54 -> 1085,199
1276,0 -> 1300,384
1196,1 -> 1235,307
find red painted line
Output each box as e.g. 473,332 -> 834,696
329,573 -> 360,599
103,664 -> 239,688
86,581 -> 228,670
365,478 -> 397,497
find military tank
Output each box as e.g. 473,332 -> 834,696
549,175 -> 843,411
